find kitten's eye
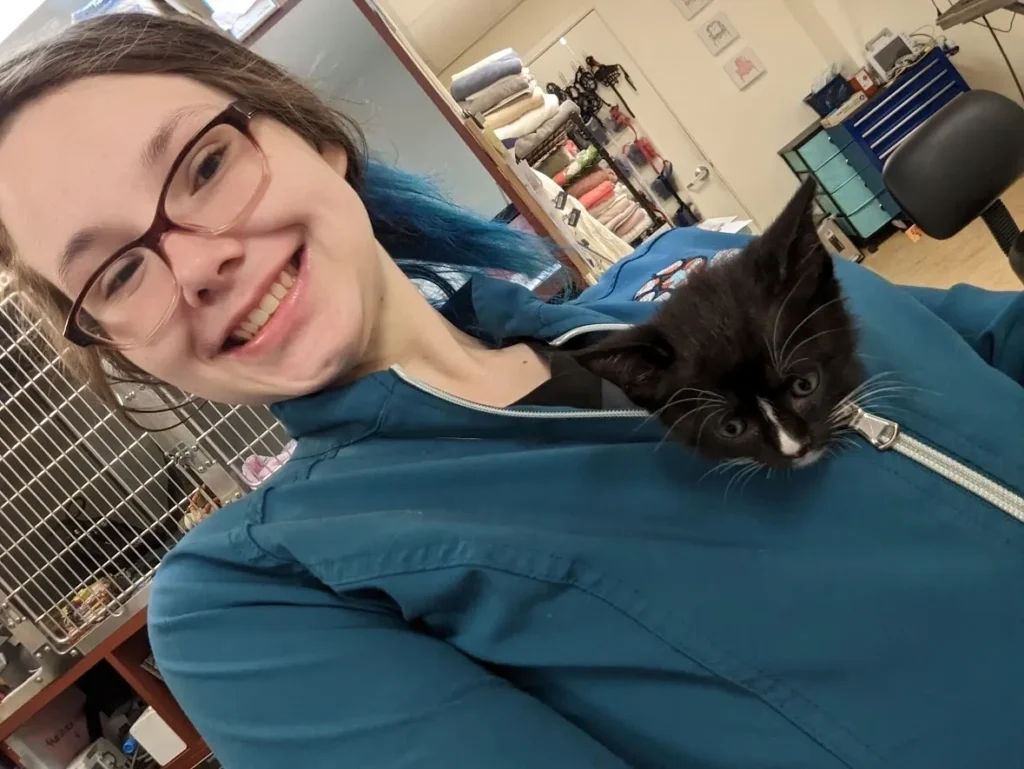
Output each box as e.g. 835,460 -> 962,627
717,417 -> 747,439
789,370 -> 820,398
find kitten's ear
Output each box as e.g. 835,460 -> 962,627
758,177 -> 830,284
575,326 -> 673,399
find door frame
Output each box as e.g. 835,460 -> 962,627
524,6 -> 755,224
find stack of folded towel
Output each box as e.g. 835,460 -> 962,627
451,50 -> 654,245
451,50 -> 584,155
512,99 -> 580,158
616,208 -> 653,243
572,177 -> 654,244
567,168 -> 616,200
494,93 -> 560,148
577,179 -> 616,211
451,48 -> 525,104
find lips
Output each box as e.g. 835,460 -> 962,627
221,248 -> 302,352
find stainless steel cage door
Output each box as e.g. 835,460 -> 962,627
0,290 -> 290,719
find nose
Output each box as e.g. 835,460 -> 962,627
772,423 -> 812,458
162,230 -> 244,308
792,439 -> 813,458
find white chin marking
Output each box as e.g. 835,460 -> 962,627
792,448 -> 824,469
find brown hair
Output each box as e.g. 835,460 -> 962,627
0,12 -> 369,411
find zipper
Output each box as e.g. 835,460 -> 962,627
848,406 -> 1024,524
391,364 -> 645,419
549,323 -> 631,347
394,322 -> 1024,523
391,323 -> 645,419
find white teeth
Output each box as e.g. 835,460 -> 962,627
228,266 -> 299,345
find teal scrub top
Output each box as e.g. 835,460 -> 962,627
149,228 -> 1024,769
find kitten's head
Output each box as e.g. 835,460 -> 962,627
579,179 -> 864,468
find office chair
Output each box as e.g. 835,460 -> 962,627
883,90 -> 1024,283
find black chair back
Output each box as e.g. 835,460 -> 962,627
883,90 -> 1024,270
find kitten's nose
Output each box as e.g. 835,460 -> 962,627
771,424 -> 812,458
792,440 -> 813,458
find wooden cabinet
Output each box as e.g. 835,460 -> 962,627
1,609 -> 210,769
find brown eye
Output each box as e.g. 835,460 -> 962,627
790,370 -> 820,398
717,417 -> 747,439
191,146 -> 226,192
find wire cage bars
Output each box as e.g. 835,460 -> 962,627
0,288 -> 290,709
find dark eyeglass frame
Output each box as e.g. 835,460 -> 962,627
63,99 -> 268,350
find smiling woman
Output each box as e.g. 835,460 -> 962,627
63,100 -> 271,351
0,12 -> 554,408
2,10 -> 1024,769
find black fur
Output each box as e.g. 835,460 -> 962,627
577,179 -> 864,468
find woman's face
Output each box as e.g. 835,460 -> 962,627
0,74 -> 384,404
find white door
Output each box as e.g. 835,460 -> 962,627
528,10 -> 752,225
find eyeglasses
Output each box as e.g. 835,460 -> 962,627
63,100 -> 269,350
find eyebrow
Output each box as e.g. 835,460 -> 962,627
57,226 -> 102,286
140,105 -> 204,171
56,106 -> 207,285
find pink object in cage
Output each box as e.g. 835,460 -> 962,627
240,440 -> 297,489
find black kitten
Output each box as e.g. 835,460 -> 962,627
577,178 -> 864,469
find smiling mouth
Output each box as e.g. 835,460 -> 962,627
222,249 -> 302,351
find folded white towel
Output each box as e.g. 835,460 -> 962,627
494,93 -> 559,142
484,87 -> 546,130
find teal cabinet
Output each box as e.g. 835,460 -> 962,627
780,121 -> 899,242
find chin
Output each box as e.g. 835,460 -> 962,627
791,448 -> 826,469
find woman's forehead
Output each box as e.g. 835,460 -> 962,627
0,74 -> 225,283
2,74 -> 225,169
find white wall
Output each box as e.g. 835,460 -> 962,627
439,0 -> 829,227
413,0 -> 1024,227
782,0 -> 861,72
804,1 -> 1024,100
253,0 -> 510,217
378,0 -> 523,74
440,0 -> 592,84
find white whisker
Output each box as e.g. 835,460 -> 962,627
771,271 -> 810,372
836,371 -> 900,404
699,458 -> 753,483
694,407 -> 726,451
723,464 -> 749,500
725,463 -> 762,501
638,394 -> 723,430
739,464 -> 764,493
777,296 -> 846,368
655,404 -> 723,452
780,326 -> 846,372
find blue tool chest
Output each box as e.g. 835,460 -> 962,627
780,47 -> 969,243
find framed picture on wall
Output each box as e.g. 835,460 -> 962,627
696,13 -> 739,56
672,0 -> 714,21
724,47 -> 767,90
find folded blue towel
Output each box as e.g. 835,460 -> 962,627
450,55 -> 523,102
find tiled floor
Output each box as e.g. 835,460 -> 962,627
863,180 -> 1024,291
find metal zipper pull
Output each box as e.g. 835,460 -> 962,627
848,406 -> 1024,524
848,406 -> 900,449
